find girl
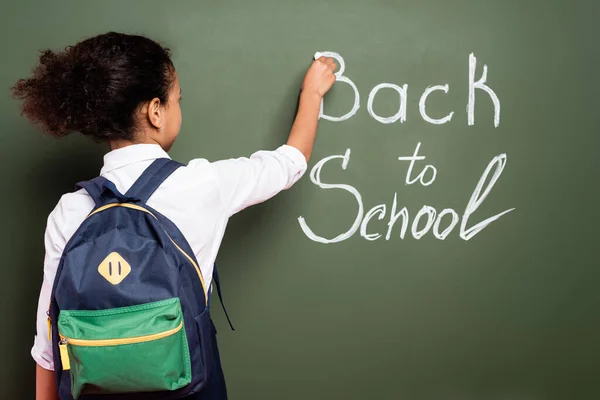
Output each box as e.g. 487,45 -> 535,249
12,31 -> 336,400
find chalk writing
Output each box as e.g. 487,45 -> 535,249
318,52 -> 499,126
298,51 -> 513,243
368,83 -> 408,124
298,148 -> 514,242
398,142 -> 437,186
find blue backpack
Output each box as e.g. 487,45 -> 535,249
48,158 -> 233,400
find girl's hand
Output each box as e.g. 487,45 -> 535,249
302,56 -> 337,98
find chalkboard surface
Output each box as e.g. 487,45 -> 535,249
1,1 -> 598,399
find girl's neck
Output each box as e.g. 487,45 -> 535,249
109,137 -> 160,151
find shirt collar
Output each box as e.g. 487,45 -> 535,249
100,144 -> 171,175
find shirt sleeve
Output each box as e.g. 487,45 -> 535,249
31,200 -> 69,371
210,145 -> 308,217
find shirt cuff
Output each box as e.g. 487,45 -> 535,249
31,336 -> 54,371
276,144 -> 308,173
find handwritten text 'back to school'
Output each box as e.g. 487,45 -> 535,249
299,51 -> 513,244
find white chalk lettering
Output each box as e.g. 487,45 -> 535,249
315,52 -> 500,127
412,206 -> 437,239
397,142 -> 437,186
460,154 -> 514,240
360,204 -> 386,241
299,51 -> 513,245
367,83 -> 408,124
468,53 -> 501,127
419,84 -> 454,125
385,193 -> 409,240
433,209 -> 460,240
298,149 -> 363,244
299,152 -> 514,243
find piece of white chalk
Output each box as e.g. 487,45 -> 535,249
314,51 -> 325,60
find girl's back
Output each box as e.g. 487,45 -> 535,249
12,31 -> 336,400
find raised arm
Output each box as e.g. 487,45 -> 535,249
287,56 -> 337,162
210,56 -> 337,216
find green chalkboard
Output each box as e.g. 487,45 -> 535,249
1,1 -> 598,399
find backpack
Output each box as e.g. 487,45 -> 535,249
48,158 -> 233,400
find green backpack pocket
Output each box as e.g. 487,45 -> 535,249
57,297 -> 191,399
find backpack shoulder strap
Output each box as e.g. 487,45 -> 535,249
75,176 -> 132,207
212,264 -> 235,331
126,158 -> 184,203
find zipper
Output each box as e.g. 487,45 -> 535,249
47,310 -> 51,340
60,320 -> 183,347
58,321 -> 183,370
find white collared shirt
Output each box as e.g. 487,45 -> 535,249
32,143 -> 307,370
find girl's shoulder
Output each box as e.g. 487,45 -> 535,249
44,189 -> 95,251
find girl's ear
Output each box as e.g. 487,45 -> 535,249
146,97 -> 163,130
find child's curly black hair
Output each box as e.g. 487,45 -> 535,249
11,31 -> 175,142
